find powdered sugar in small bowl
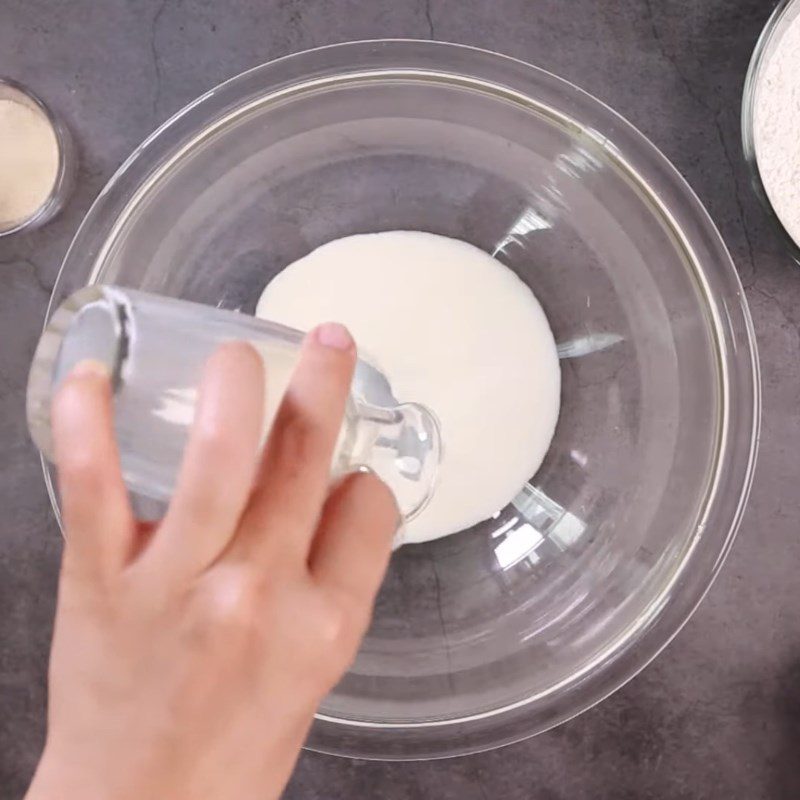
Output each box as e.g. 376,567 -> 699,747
0,79 -> 75,238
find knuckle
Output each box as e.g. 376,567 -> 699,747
191,569 -> 262,643
317,602 -> 350,646
194,424 -> 241,467
61,450 -> 106,494
314,590 -> 367,662
182,487 -> 228,528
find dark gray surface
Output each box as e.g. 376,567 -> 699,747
1,1 -> 798,798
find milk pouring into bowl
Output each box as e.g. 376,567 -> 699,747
26,284 -> 441,525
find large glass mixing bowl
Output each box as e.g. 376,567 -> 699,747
44,41 -> 759,759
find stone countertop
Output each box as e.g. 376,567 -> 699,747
1,1 -> 798,798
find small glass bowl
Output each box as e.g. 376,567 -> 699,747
0,78 -> 76,238
742,0 -> 800,265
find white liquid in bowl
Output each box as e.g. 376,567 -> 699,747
256,231 -> 561,543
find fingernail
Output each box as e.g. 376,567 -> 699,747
314,322 -> 354,351
69,359 -> 110,379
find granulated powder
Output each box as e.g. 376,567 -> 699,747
754,8 -> 800,247
0,96 -> 59,228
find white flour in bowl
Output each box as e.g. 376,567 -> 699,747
754,7 -> 800,247
256,231 -> 561,544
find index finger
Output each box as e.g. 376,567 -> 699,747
232,323 -> 356,566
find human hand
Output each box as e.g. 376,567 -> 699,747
26,324 -> 398,800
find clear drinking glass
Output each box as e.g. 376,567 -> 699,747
26,285 -> 440,521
